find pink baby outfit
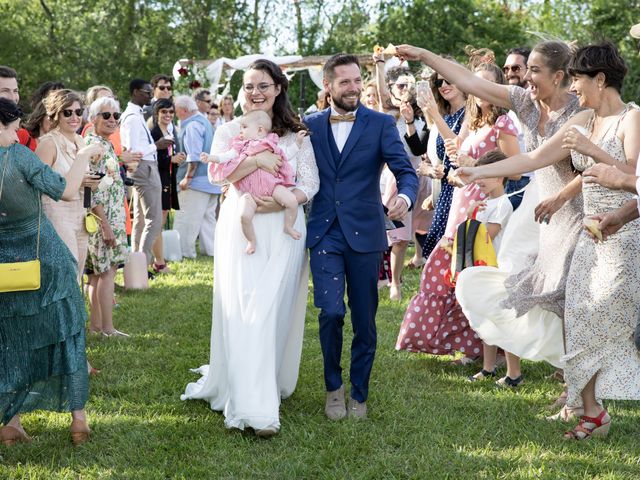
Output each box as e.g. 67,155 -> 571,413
208,133 -> 295,196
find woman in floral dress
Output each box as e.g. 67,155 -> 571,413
85,97 -> 130,337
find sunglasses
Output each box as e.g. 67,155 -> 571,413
198,98 -> 212,104
503,65 -> 522,74
62,108 -> 84,118
434,78 -> 450,88
159,109 -> 175,114
157,85 -> 173,91
394,83 -> 411,90
99,112 -> 121,120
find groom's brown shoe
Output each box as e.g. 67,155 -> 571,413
325,385 -> 346,420
347,398 -> 367,419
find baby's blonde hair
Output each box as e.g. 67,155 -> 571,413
242,110 -> 272,132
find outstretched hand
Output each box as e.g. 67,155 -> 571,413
395,44 -> 427,62
449,167 -> 475,186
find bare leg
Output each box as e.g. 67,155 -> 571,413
97,266 -> 118,333
88,274 -> 102,332
581,373 -> 603,417
152,210 -> 169,266
505,352 -> 522,379
390,240 -> 409,300
239,193 -> 258,254
482,344 -> 497,372
409,233 -> 425,267
272,185 -> 301,240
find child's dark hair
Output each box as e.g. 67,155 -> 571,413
476,149 -> 508,185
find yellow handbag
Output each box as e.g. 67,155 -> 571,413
446,209 -> 498,287
85,211 -> 100,234
0,151 -> 42,293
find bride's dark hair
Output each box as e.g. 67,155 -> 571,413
246,59 -> 306,136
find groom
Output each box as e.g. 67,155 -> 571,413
305,53 -> 418,419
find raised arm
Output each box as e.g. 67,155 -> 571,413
454,111 -> 590,183
396,45 -> 512,109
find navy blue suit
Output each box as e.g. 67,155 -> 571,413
305,106 -> 418,402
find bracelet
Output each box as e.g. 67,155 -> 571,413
376,60 -> 385,64
405,119 -> 415,125
255,157 -> 260,169
186,175 -> 194,179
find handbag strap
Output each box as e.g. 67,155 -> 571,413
0,149 -> 42,260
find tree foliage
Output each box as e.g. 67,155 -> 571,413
0,0 -> 638,110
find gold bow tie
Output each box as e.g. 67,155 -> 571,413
329,113 -> 356,124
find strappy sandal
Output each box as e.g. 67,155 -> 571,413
467,369 -> 496,382
564,409 -> 611,440
496,375 -> 524,388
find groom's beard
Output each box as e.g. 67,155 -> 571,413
332,95 -> 361,113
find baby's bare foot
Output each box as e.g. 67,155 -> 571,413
284,226 -> 301,240
245,242 -> 256,255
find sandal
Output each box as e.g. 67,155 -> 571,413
467,369 -> 496,382
564,409 -> 611,440
153,263 -> 173,274
496,375 -> 524,388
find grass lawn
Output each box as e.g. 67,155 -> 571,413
1,252 -> 639,479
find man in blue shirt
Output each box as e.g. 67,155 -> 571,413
173,95 -> 218,258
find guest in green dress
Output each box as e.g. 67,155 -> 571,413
0,98 -> 104,447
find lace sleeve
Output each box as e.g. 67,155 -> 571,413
293,135 -> 319,203
208,121 -> 241,184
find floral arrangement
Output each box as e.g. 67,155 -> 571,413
174,60 -> 208,94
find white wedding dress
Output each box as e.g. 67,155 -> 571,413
181,121 -> 319,431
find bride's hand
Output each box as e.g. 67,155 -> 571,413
254,151 -> 282,175
255,196 -> 284,213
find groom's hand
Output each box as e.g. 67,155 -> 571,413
387,196 -> 409,220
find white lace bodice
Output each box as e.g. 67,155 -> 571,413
211,120 -> 320,202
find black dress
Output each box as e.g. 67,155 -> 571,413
151,125 -> 179,211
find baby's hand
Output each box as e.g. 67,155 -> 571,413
200,152 -> 214,163
295,130 -> 307,147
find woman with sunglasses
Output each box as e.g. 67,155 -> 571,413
36,89 -> 100,280
83,97 -> 130,338
150,98 -> 185,273
395,42 -> 583,394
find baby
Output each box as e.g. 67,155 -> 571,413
201,110 -> 306,254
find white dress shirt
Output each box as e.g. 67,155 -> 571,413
329,106 -> 411,209
120,102 -> 157,161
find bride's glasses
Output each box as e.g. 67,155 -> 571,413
243,83 -> 276,94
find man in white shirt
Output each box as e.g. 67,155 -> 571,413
120,78 -> 173,266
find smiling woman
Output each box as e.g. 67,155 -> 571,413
182,59 -> 319,438
36,89 -> 95,281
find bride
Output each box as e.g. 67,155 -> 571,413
181,60 -> 319,437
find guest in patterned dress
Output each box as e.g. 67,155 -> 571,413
0,98 -> 104,446
419,63 -> 466,259
396,62 -> 519,361
397,41 -> 583,392
84,97 -> 130,338
456,42 -> 640,440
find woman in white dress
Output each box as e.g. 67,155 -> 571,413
181,60 -> 319,438
455,42 -> 640,440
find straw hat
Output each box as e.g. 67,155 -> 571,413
631,23 -> 640,38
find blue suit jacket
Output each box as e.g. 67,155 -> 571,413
304,107 -> 418,253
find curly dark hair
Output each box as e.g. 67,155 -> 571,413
246,59 -> 306,136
